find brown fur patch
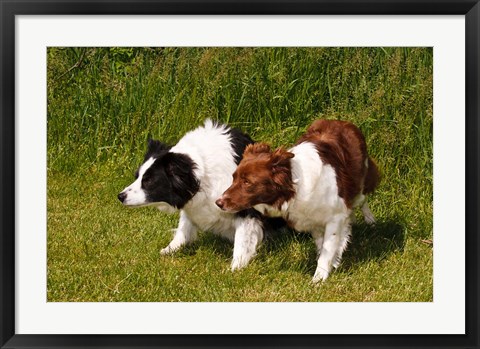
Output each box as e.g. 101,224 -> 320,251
244,143 -> 272,156
296,119 -> 380,208
364,157 -> 381,194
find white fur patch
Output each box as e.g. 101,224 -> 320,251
120,157 -> 156,207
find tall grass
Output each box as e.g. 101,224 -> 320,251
47,48 -> 432,171
47,47 -> 433,302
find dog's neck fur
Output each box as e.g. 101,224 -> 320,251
254,201 -> 290,218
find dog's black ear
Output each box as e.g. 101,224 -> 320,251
144,139 -> 171,161
147,139 -> 170,152
163,153 -> 195,177
162,152 -> 200,207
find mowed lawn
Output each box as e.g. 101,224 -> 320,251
47,47 -> 433,302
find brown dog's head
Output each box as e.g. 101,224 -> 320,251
216,143 -> 295,213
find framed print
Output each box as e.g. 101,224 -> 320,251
1,1 -> 479,348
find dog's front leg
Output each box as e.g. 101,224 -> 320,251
160,210 -> 198,255
231,217 -> 263,271
332,218 -> 352,269
312,214 -> 348,283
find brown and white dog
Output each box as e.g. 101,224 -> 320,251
216,119 -> 380,282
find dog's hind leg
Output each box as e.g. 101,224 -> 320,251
160,210 -> 198,255
231,217 -> 264,271
361,200 -> 376,225
352,194 -> 376,225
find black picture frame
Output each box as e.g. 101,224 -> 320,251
1,1 -> 478,348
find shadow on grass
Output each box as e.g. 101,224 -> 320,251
173,217 -> 289,260
258,218 -> 406,275
170,218 -> 406,276
174,234 -> 233,259
341,219 -> 406,270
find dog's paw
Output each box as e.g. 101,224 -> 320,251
312,268 -> 329,283
361,203 -> 376,225
231,258 -> 248,272
160,246 -> 175,255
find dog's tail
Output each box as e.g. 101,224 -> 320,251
363,157 -> 381,194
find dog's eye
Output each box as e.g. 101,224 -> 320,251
243,179 -> 251,186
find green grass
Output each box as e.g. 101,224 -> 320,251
47,47 -> 433,302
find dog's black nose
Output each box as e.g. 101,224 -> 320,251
215,198 -> 225,209
118,192 -> 127,203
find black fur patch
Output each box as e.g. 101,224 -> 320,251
144,139 -> 172,161
235,208 -> 262,219
225,127 -> 254,164
139,140 -> 200,209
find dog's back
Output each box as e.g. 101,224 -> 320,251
296,119 -> 380,208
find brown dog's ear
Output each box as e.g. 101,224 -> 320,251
270,148 -> 295,203
271,147 -> 294,170
244,143 -> 272,157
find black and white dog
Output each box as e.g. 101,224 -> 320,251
118,119 -> 264,270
